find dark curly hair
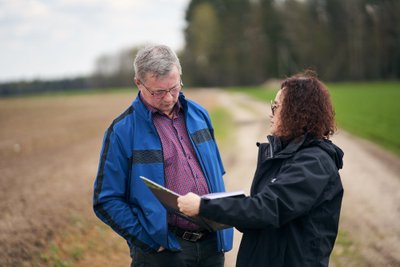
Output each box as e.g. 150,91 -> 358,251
276,71 -> 336,140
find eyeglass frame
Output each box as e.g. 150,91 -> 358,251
139,79 -> 183,99
270,100 -> 278,116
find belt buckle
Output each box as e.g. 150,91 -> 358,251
182,231 -> 203,242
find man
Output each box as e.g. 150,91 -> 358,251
93,44 -> 233,267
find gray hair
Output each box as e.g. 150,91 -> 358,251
133,44 -> 182,82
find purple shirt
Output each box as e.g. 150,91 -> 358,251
141,95 -> 210,230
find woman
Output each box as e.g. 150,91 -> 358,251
177,71 -> 344,267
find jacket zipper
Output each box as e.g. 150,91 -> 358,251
149,113 -> 171,251
267,135 -> 274,159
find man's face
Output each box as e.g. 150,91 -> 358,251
136,66 -> 182,116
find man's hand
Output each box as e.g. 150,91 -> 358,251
177,192 -> 201,216
157,246 -> 165,252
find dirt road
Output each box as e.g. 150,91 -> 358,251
215,91 -> 269,266
187,89 -> 400,266
215,90 -> 400,267
0,89 -> 399,267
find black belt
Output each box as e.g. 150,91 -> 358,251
169,226 -> 211,242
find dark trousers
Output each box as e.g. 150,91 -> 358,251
131,234 -> 224,267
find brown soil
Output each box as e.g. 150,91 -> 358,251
0,89 -> 399,267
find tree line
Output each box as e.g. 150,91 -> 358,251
1,0 -> 398,95
182,0 -> 400,86
0,47 -> 138,96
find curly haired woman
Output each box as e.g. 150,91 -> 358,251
178,71 -> 344,267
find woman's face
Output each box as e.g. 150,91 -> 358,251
270,88 -> 284,135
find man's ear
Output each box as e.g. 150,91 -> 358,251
134,78 -> 141,87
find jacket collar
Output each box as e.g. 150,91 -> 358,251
266,133 -> 313,159
263,133 -> 343,169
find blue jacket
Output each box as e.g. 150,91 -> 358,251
93,92 -> 233,253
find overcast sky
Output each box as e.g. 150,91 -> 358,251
0,0 -> 190,82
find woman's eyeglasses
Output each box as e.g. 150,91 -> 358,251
141,80 -> 183,99
270,100 -> 278,116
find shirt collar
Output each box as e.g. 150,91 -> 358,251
139,91 -> 182,117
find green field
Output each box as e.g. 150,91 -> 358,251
328,82 -> 400,155
228,81 -> 400,156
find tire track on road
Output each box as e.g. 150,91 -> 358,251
216,91 -> 269,267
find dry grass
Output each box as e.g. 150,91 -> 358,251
0,89 -> 221,267
0,91 -> 134,266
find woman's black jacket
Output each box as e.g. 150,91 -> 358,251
200,134 -> 344,267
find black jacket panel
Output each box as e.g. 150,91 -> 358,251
200,134 -> 344,267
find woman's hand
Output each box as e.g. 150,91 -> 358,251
177,192 -> 201,216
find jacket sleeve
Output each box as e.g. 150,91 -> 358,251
199,148 -> 334,229
93,128 -> 159,252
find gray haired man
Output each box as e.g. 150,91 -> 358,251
93,44 -> 233,267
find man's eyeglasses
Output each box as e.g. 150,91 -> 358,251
141,80 -> 183,99
270,100 -> 278,116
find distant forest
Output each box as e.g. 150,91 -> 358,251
1,0 -> 399,96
